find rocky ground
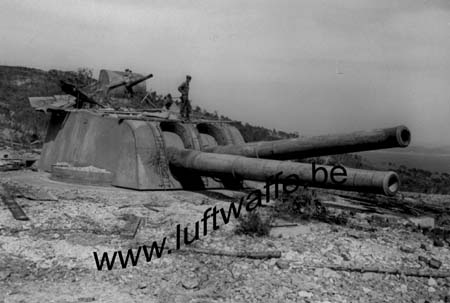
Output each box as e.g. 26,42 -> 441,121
1,170 -> 450,303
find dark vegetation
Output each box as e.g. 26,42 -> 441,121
0,66 -> 58,143
394,165 -> 450,195
0,65 -> 449,194
0,66 -> 94,144
273,187 -> 350,226
275,187 -> 324,219
235,211 -> 271,237
303,154 -> 450,194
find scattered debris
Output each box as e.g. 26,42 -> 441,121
0,161 -> 21,171
360,272 -> 379,281
78,297 -> 96,302
0,184 -> 29,221
51,164 -> 113,186
400,245 -> 416,254
181,277 -> 200,290
0,270 -> 11,281
178,247 -> 281,259
428,277 -> 438,287
409,216 -> 435,229
314,267 -> 341,279
275,260 -> 290,269
433,238 -> 445,247
120,214 -> 142,239
2,181 -> 57,201
340,251 -> 351,261
425,227 -> 450,245
142,204 -> 161,212
0,149 -> 38,171
308,264 -> 450,278
297,290 -> 313,298
428,258 -> 443,270
418,256 -> 442,269
346,230 -> 362,239
420,243 -> 429,251
0,169 -> 449,302
270,222 -> 298,228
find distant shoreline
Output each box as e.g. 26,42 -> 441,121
363,150 -> 450,157
358,150 -> 450,174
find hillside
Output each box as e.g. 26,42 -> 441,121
0,66 -> 86,143
359,150 -> 450,174
305,153 -> 450,195
0,65 -> 297,145
373,145 -> 450,155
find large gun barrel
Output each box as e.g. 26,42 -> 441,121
60,80 -> 104,108
107,74 -> 153,91
126,74 -> 153,89
205,125 -> 410,160
167,147 -> 400,196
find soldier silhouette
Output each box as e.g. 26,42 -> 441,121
123,69 -> 133,97
178,75 -> 192,120
164,94 -> 173,110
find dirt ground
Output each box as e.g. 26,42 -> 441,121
1,170 -> 450,303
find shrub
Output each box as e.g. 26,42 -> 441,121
276,187 -> 326,220
235,211 -> 271,237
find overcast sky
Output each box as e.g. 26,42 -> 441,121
0,0 -> 449,145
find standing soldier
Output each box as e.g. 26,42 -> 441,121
178,75 -> 192,120
123,69 -> 134,97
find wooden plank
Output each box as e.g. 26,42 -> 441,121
0,185 -> 29,221
120,215 -> 142,239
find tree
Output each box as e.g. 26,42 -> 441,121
74,68 -> 95,88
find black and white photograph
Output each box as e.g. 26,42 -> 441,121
0,0 -> 449,302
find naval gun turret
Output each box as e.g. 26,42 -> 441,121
37,106 -> 410,196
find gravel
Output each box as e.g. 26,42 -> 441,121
1,171 -> 449,302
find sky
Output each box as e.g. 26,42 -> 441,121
0,0 -> 449,145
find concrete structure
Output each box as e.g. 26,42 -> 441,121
38,109 -> 410,196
